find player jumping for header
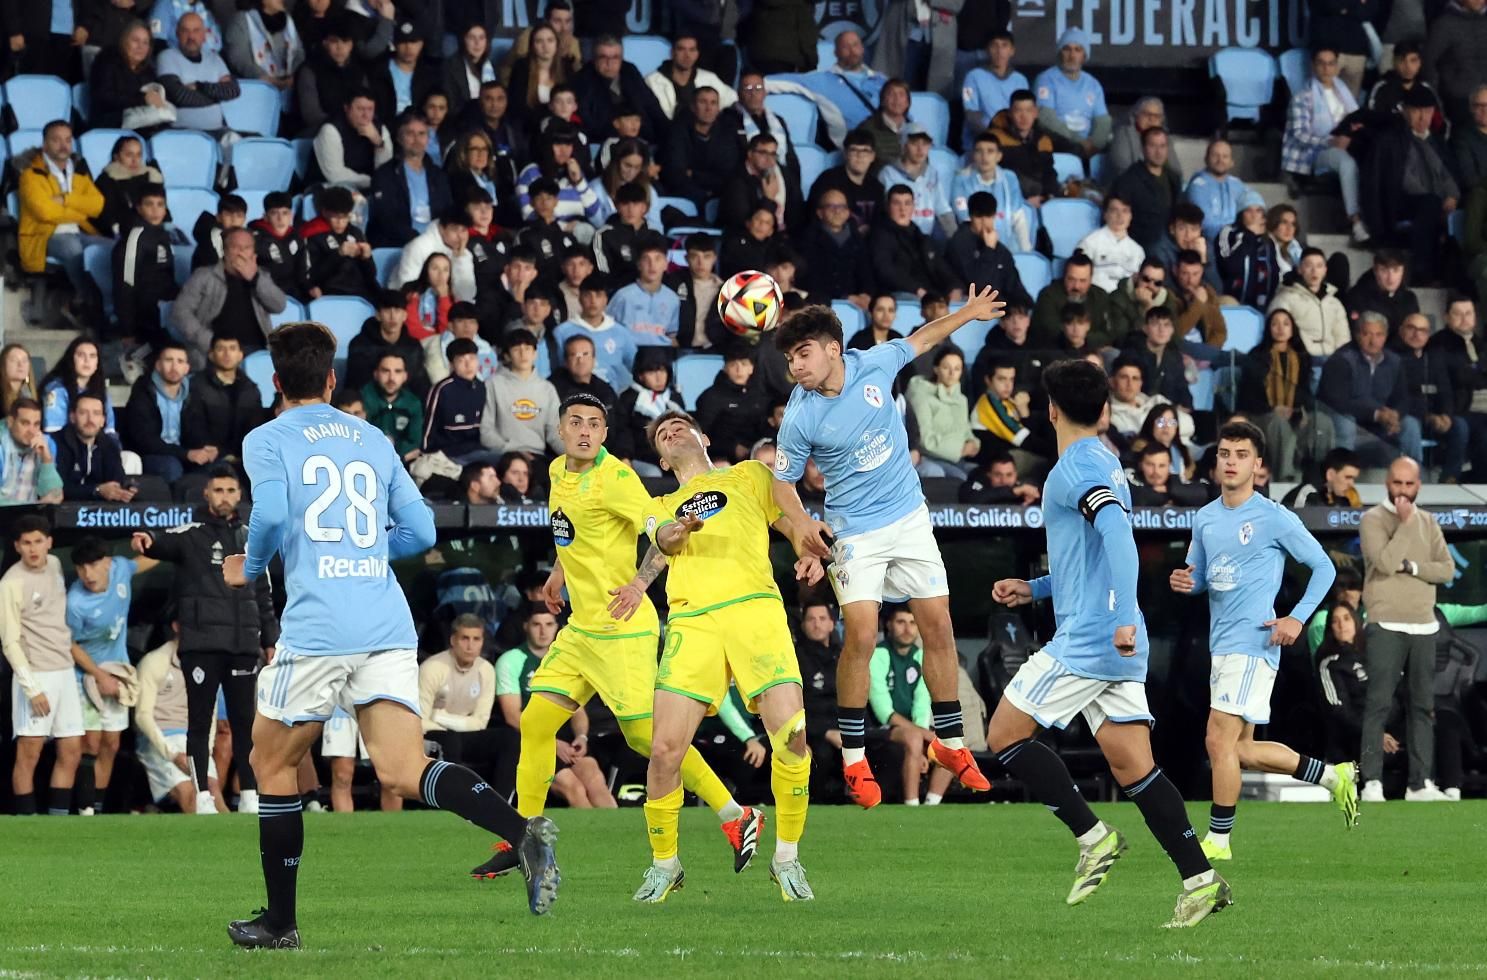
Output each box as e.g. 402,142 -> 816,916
1170,420 -> 1358,861
991,359 -> 1230,929
223,322 -> 558,950
771,285 -> 1004,807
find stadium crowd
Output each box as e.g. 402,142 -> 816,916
1,0 -> 1487,813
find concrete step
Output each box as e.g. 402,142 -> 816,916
1309,233 -> 1374,284
1170,135 -> 1276,185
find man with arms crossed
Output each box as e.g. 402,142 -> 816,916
1170,420 -> 1357,862
772,286 -> 1002,805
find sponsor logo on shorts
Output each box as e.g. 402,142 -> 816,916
551,508 -> 575,547
676,490 -> 727,522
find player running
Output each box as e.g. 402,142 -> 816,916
1170,420 -> 1358,860
633,411 -> 823,903
990,359 -> 1230,929
223,322 -> 558,950
771,286 -> 1003,806
470,392 -> 759,881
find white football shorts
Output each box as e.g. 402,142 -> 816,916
1209,654 -> 1277,725
12,669 -> 85,740
1004,650 -> 1153,733
257,647 -> 421,726
827,504 -> 949,606
139,732 -> 218,802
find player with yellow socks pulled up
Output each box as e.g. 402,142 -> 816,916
469,393 -> 755,881
633,411 -> 824,904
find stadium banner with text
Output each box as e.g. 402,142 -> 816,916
1009,0 -> 1308,67
42,502 -> 1487,537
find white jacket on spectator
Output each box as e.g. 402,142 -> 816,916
1076,226 -> 1145,294
313,121 -> 393,190
394,222 -> 478,298
1268,279 -> 1350,357
478,367 -> 564,455
1109,390 -> 1194,441
645,67 -> 738,120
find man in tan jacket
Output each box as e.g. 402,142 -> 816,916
1358,457 -> 1453,802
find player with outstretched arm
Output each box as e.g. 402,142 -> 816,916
222,321 -> 559,950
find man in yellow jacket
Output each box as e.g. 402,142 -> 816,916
17,121 -> 107,291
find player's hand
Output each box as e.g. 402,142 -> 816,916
1263,616 -> 1303,647
793,554 -> 824,586
222,554 -> 248,588
743,737 -> 767,768
791,518 -> 832,560
667,513 -> 705,549
1113,625 -> 1137,657
961,283 -> 1006,322
262,646 -> 276,664
1383,732 -> 1400,754
172,752 -> 192,775
607,580 -> 647,621
555,739 -> 576,764
992,578 -> 1032,607
1169,565 -> 1196,593
95,673 -> 120,698
96,481 -> 136,502
541,570 -> 567,614
569,734 -> 588,759
29,693 -> 50,716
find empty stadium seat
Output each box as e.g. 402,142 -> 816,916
5,75 -> 71,130
309,295 -> 376,359
674,354 -> 723,410
1013,252 -> 1052,296
1190,366 -> 1215,411
165,187 -> 219,243
272,297 -> 307,329
624,35 -> 672,76
951,319 -> 995,366
1052,152 -> 1084,185
816,39 -> 836,72
372,247 -> 401,286
221,79 -> 283,137
765,93 -> 819,148
892,301 -> 925,335
242,349 -> 277,408
910,92 -> 949,146
1279,49 -> 1309,97
231,137 -> 296,191
8,129 -> 44,157
832,300 -> 866,339
291,137 -> 313,178
1220,305 -> 1265,352
151,130 -> 220,188
795,145 -> 829,197
1039,199 -> 1101,258
78,128 -> 141,178
1209,48 -> 1278,123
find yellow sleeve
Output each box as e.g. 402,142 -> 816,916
606,459 -> 658,536
548,456 -> 565,485
69,175 -> 105,221
418,659 -> 448,733
642,493 -> 673,542
0,573 -> 38,698
742,461 -> 783,523
133,647 -> 173,759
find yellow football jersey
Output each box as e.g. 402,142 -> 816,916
644,460 -> 784,617
548,449 -> 659,636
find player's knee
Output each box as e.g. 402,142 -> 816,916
1234,739 -> 1259,768
648,731 -> 688,769
1204,726 -> 1235,760
54,739 -> 82,765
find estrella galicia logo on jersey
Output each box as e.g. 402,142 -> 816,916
677,491 -> 728,522
1239,521 -> 1254,545
863,383 -> 883,408
551,508 -> 575,547
852,428 -> 892,471
1208,553 -> 1240,592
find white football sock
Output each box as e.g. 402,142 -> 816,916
717,800 -> 744,823
774,840 -> 798,863
843,747 -> 866,766
1075,820 -> 1109,848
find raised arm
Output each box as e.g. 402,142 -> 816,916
903,283 -> 1007,358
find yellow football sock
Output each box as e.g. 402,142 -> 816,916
619,716 -> 736,817
769,711 -> 811,845
515,695 -> 572,818
643,785 -> 685,861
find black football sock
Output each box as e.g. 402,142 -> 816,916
94,784 -> 108,814
14,792 -> 36,815
997,738 -> 1099,837
258,795 -> 304,931
1208,803 -> 1236,837
75,755 -> 97,811
838,705 -> 867,751
1294,755 -> 1326,785
1121,767 -> 1209,881
420,760 -> 528,842
47,786 -> 71,815
930,701 -> 964,740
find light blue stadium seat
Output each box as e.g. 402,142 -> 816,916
1052,152 -> 1084,184
909,92 -> 949,146
165,187 -> 219,244
271,296 -> 307,329
243,350 -> 277,408
929,147 -> 958,193
84,243 -> 113,317
832,299 -> 865,339
221,79 -> 283,137
309,296 -> 376,359
173,249 -> 193,285
159,300 -> 176,338
1209,48 -> 1278,123
1220,305 -> 1265,352
892,301 -> 925,335
765,93 -> 819,148
1087,153 -> 1111,184
151,130 -> 220,188
624,35 -> 672,76
5,75 -> 71,130
950,319 -> 994,366
674,353 -> 723,411
300,193 -> 318,221
78,129 -> 141,179
9,129 -> 44,157
817,39 -> 836,72
291,137 -> 313,179
1190,366 -> 1215,411
72,82 -> 89,123
237,189 -> 270,221
1279,49 -> 1309,97
1013,252 -> 1052,296
372,247 -> 401,286
654,195 -> 699,231
232,137 -> 296,191
796,144 -> 830,197
1040,198 -> 1101,258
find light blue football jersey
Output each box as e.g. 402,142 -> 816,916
66,556 -> 135,675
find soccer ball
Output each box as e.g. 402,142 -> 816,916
717,270 -> 784,338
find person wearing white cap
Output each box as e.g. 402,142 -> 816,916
878,123 -> 956,238
1185,139 -> 1252,245
1032,28 -> 1111,156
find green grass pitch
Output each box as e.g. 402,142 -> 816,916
4,802 -> 1486,978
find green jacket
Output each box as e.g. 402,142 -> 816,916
869,643 -> 929,726
1106,276 -> 1168,350
1030,280 -> 1114,349
362,382 -> 424,459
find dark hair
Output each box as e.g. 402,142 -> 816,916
110,134 -> 142,162
503,328 -> 538,351
1041,359 -> 1108,426
885,182 -> 914,201
563,333 -> 596,354
220,193 -> 247,215
685,233 -> 717,253
264,190 -> 293,211
560,391 -> 607,420
376,288 -> 407,310
1009,88 -> 1036,105
11,514 -> 51,540
1250,308 -> 1312,377
843,128 -> 875,149
645,409 -> 702,452
70,392 -> 106,414
1373,248 -> 1406,269
72,535 -> 110,567
1317,601 -> 1365,660
1145,304 -> 1175,324
449,301 -> 480,321
1310,43 -> 1340,59
496,452 -> 530,481
206,462 -> 240,484
1394,39 -> 1421,58
458,461 -> 496,495
1321,447 -> 1361,478
1175,249 -> 1204,268
746,133 -> 779,153
268,322 -> 337,400
376,351 -> 408,372
40,336 -> 106,411
1064,251 -> 1093,271
1139,441 -> 1171,461
1140,125 -> 1168,147
529,176 -> 561,199
932,344 -> 964,368
332,388 -> 363,410
137,185 -> 166,204
446,337 -> 479,360
10,396 -> 41,418
1103,193 -> 1129,213
41,119 -> 70,139
774,304 -> 845,352
615,180 -> 648,206
578,273 -> 609,294
1170,201 -> 1204,227
1334,564 -> 1362,592
967,191 -> 998,218
1136,403 -> 1192,472
1216,419 -> 1266,460
636,234 -> 668,258
157,340 -> 189,359
1110,354 -> 1144,378
317,185 -> 355,216
1060,302 -> 1089,325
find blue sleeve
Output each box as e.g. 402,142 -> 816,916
1093,503 -> 1141,627
860,338 -> 915,376
1034,70 -> 1054,106
773,403 -> 809,483
1184,514 -> 1209,593
386,463 -> 436,559
1028,575 -> 1052,601
42,383 -> 67,432
962,73 -> 983,113
243,480 -> 288,581
1278,511 -> 1335,625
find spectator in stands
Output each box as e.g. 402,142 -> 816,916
1108,354 -> 1191,441
990,88 -> 1066,207
44,339 -> 116,441
1427,295 -> 1487,473
1270,247 -> 1350,356
190,195 -> 247,272
89,23 -> 163,132
731,70 -> 798,172
661,86 -> 740,214
1168,249 -> 1226,346
517,179 -> 581,281
459,460 -> 501,505
796,189 -> 873,307
423,337 -> 494,463
516,124 -> 602,234
248,192 -> 300,297
1423,0 -> 1487,125
961,31 -> 1026,146
794,600 -> 843,781
1131,402 -> 1195,481
807,129 -> 880,234
970,357 -> 1047,461
149,0 -> 222,51
181,335 -> 262,464
508,21 -> 574,114
1109,97 -> 1181,182
17,120 -> 106,293
363,351 -> 423,462
671,235 -> 727,349
173,228 -> 288,367
951,133 -> 1031,250
645,32 -> 736,120
609,240 -> 680,346
224,0 -> 306,103
394,208 -> 475,304
827,28 -> 886,104
877,125 -> 954,239
1316,602 -> 1367,760
94,135 -> 164,239
0,399 -> 62,504
958,452 -> 1040,504
347,289 -> 427,393
592,183 -> 650,284
291,0 -> 391,57
420,612 -> 502,774
1310,0 -> 1372,97
1033,28 -> 1111,157
444,131 -> 502,219
743,0 -> 818,74
370,110 -> 453,247
503,287 -> 559,374
1130,442 -> 1206,506
157,12 -> 238,132
869,185 -> 958,299
694,343 -> 768,461
333,389 -> 365,417
1283,46 -> 1369,246
717,134 -> 797,236
133,624 -> 226,814
443,21 -> 497,117
848,294 -> 904,351
123,342 -> 202,481
1452,84 -> 1487,188
1394,311 -> 1469,480
860,78 -> 914,164
595,100 -> 646,170
478,328 -> 562,459
594,139 -> 661,232
1150,201 -> 1220,291
457,83 -> 528,205
297,17 -> 369,132
573,34 -> 666,143
297,186 -> 377,299
551,333 -> 618,407
1282,447 -> 1363,507
1124,306 -> 1191,410
111,187 -> 177,356
1,345 -> 37,418
6,0 -> 90,80
869,606 -> 952,806
1111,127 -> 1180,252
503,1 -> 580,79
607,347 -> 682,475
1030,252 -> 1108,347
1185,138 -> 1250,245
945,192 -> 1031,309
1076,194 -> 1144,293
1053,302 -> 1095,359
1369,40 -> 1444,128
1363,87 -> 1459,283
1345,249 -> 1420,333
1107,257 -> 1169,348
312,88 -> 392,191
1320,310 -> 1423,462
1238,309 -> 1320,483
1267,203 -> 1304,277
53,395 -> 129,501
907,346 -> 977,478
554,275 -> 636,391
1215,191 -> 1279,308
497,452 -> 535,503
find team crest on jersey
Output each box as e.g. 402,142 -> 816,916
192,667 -> 205,684
551,509 -> 575,547
677,490 -> 727,521
116,583 -> 127,598
863,384 -> 883,408
1239,522 -> 1253,545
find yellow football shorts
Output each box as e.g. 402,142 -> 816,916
656,597 -> 802,714
528,626 -> 660,720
